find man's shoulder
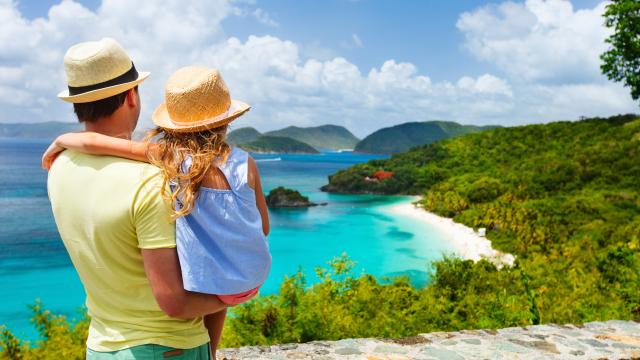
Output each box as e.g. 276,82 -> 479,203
51,150 -> 163,188
60,150 -> 159,172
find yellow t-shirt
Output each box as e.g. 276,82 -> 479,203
47,150 -> 209,351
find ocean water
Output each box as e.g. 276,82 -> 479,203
0,138 -> 455,340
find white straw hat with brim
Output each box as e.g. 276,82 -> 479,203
152,66 -> 250,133
58,38 -> 149,103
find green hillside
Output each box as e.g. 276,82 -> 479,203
264,125 -> 359,150
354,121 -> 498,154
240,135 -> 319,154
321,114 -> 640,325
0,121 -> 81,139
227,127 -> 261,146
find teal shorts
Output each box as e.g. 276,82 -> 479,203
86,343 -> 211,360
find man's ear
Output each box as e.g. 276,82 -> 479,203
125,88 -> 138,108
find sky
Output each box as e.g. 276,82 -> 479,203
1,0 -> 636,137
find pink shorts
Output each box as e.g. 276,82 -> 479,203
217,286 -> 260,305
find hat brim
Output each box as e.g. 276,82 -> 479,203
151,99 -> 250,133
57,72 -> 150,103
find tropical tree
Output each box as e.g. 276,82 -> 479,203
600,0 -> 640,101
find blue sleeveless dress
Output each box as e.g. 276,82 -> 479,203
175,147 -> 271,295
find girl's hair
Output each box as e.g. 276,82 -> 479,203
145,125 -> 231,219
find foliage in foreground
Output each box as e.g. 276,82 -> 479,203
220,254 -> 537,347
2,254 -> 540,357
0,301 -> 88,360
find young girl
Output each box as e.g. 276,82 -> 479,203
42,66 -> 272,358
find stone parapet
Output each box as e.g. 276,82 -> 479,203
219,320 -> 640,359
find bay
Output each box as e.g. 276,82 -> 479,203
0,138 -> 455,340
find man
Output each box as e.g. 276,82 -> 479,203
47,38 -> 227,359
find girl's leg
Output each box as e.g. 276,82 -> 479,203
204,308 -> 227,359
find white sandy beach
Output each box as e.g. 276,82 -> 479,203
389,196 -> 515,267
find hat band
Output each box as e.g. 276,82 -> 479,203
67,62 -> 139,96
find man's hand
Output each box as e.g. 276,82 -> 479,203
42,141 -> 64,170
141,247 -> 228,319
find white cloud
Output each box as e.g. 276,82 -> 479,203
457,74 -> 513,97
252,8 -> 279,27
230,4 -> 279,27
0,0 -> 233,121
453,0 -> 636,124
0,0 -> 636,138
457,0 -> 610,84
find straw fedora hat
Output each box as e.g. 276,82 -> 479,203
58,38 -> 149,103
152,66 -> 250,133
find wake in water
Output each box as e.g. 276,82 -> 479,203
255,157 -> 282,162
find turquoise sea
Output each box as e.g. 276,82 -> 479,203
0,138 -> 455,340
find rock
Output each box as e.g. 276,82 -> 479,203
507,339 -> 560,354
578,338 -> 609,348
334,347 -> 362,355
595,333 -> 640,346
373,344 -> 408,354
612,342 -> 640,349
384,335 -> 431,345
421,348 -> 465,360
279,344 -> 298,350
266,187 -> 323,208
495,341 -> 531,354
460,339 -> 481,345
285,351 -> 308,359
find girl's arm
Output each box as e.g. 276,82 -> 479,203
248,156 -> 270,236
42,132 -> 155,170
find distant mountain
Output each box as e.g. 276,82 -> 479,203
354,121 -> 499,154
239,136 -> 320,154
264,125 -> 359,151
227,127 -> 261,146
0,121 -> 81,139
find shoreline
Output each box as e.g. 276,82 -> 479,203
388,196 -> 515,267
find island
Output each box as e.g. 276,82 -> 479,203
264,124 -> 359,151
227,124 -> 360,152
239,136 -> 320,154
265,187 -> 326,208
226,126 -> 261,146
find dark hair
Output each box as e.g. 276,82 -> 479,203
73,86 -> 138,123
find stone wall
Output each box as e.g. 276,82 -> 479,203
218,320 -> 640,359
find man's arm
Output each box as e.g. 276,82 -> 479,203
141,248 -> 228,319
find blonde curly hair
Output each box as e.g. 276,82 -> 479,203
145,124 -> 231,219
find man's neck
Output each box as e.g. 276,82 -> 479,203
85,117 -> 133,139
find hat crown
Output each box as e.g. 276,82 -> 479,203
164,66 -> 232,124
63,38 -> 133,87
